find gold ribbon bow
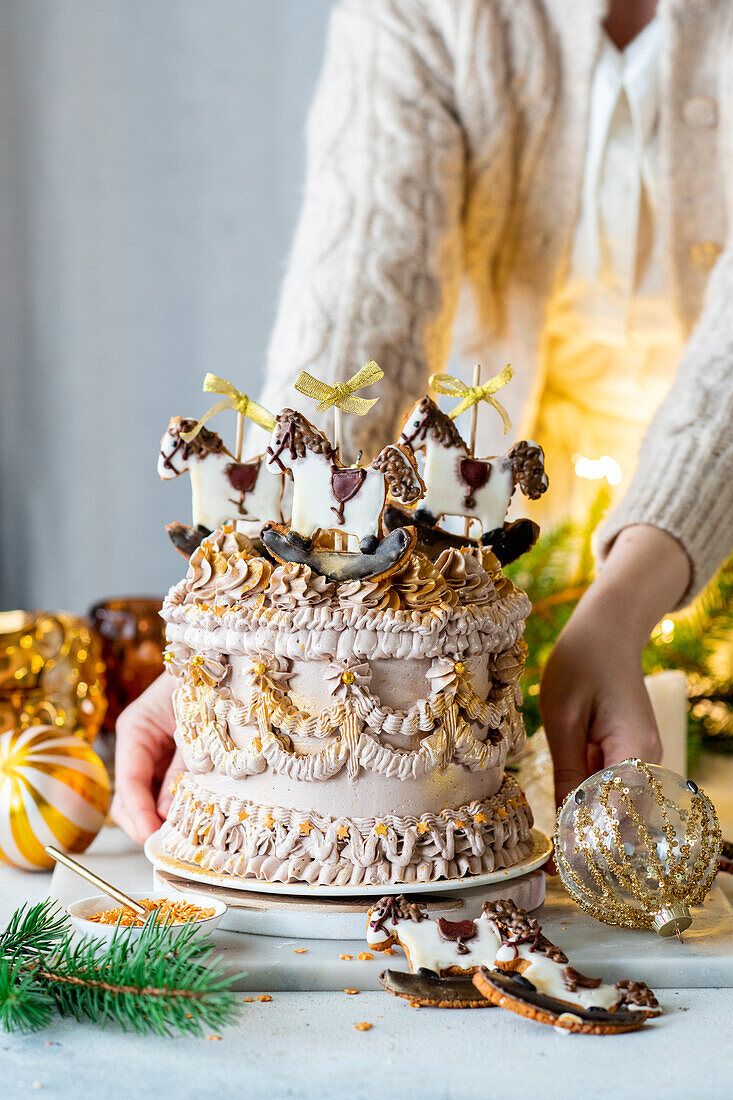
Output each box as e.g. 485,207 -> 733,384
294,360 -> 384,415
429,364 -> 514,434
180,374 -> 276,442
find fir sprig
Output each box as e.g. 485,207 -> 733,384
0,902 -> 239,1036
0,900 -> 67,959
0,958 -> 54,1034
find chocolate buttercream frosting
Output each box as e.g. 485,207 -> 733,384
434,548 -> 496,604
391,553 -> 457,609
184,527 -> 256,604
267,562 -> 336,609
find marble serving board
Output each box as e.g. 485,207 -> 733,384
50,828 -> 733,992
150,865 -> 548,939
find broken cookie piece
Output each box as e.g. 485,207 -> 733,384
473,968 -> 652,1034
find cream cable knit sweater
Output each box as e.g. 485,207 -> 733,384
260,0 -> 733,603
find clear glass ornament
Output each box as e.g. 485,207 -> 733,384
554,759 -> 722,936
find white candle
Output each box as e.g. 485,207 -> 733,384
644,670 -> 688,778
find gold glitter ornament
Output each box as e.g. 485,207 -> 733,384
0,724 -> 110,871
0,610 -> 107,742
554,759 -> 721,937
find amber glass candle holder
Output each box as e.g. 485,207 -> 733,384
88,597 -> 165,732
0,610 -> 107,741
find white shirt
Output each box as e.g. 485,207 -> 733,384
534,18 -> 684,521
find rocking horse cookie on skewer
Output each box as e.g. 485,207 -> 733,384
262,411 -> 423,582
389,367 -> 548,565
158,375 -> 291,556
261,363 -> 425,582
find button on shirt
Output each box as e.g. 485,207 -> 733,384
532,19 -> 685,524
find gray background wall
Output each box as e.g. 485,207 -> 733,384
0,0 -> 333,612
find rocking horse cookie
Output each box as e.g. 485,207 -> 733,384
395,385 -> 547,565
262,409 -> 424,582
158,416 -> 290,554
158,374 -> 292,555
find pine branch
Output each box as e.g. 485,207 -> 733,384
40,917 -> 239,1036
0,900 -> 67,959
0,906 -> 240,1036
0,959 -> 53,1034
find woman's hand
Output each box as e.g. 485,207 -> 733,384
540,525 -> 691,805
111,672 -> 182,845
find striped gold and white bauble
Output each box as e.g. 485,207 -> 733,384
0,724 -> 110,871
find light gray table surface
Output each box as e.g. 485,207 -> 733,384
2,828 -> 732,1100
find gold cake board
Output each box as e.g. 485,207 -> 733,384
146,827 -> 551,939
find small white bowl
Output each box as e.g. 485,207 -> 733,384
66,890 -> 227,943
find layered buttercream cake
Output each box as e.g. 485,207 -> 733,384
159,529 -> 534,885
157,366 -> 546,887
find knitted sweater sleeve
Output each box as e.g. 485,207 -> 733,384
258,0 -> 466,460
598,242 -> 733,604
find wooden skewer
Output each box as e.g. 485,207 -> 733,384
465,363 -> 481,539
333,406 -> 345,552
235,411 -> 245,462
45,846 -> 148,918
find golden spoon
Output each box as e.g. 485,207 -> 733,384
45,846 -> 147,919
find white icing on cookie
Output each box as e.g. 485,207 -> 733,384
493,943 -> 619,1012
368,912 -> 502,975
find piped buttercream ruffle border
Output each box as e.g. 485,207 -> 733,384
162,773 -> 534,887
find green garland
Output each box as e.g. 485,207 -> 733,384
0,900 -> 239,1035
505,487 -> 733,765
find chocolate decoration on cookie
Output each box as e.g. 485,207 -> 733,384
225,462 -> 259,495
563,966 -> 603,992
379,969 -> 493,1010
614,980 -> 661,1014
437,918 -> 477,942
166,522 -> 213,558
460,458 -> 491,508
330,466 -> 368,524
370,895 -> 427,935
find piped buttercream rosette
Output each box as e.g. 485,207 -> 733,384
435,548 -> 496,604
426,655 -> 483,694
324,659 -> 372,702
391,555 -> 456,610
267,563 -> 335,609
183,527 -> 267,606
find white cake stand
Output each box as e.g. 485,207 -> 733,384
145,827 -> 552,939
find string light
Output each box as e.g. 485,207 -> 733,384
572,453 -> 623,485
652,617 -> 676,643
